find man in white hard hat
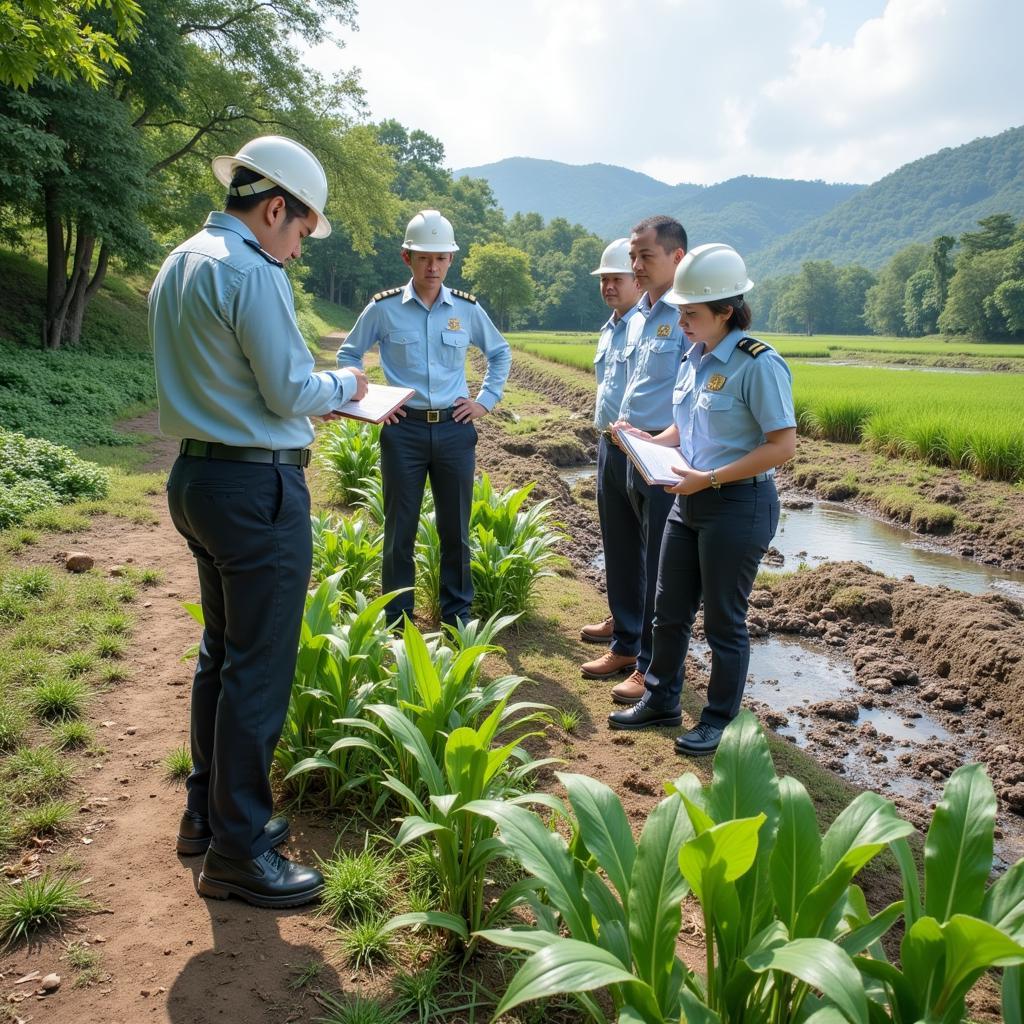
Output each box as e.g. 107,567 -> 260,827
338,209 -> 512,627
582,216 -> 687,703
150,135 -> 368,908
578,238 -> 641,647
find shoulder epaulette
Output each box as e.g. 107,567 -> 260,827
372,286 -> 403,302
450,288 -> 477,303
736,337 -> 771,358
242,238 -> 283,267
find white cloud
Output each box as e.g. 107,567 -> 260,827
304,0 -> 1024,186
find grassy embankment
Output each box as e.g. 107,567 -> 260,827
509,331 -> 1024,485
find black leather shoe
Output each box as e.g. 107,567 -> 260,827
176,810 -> 290,856
674,722 -> 725,755
608,697 -> 682,731
197,847 -> 324,908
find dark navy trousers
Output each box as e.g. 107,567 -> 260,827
597,434 -> 674,673
167,455 -> 311,860
380,416 -> 477,624
644,479 -> 780,726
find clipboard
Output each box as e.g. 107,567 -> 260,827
617,430 -> 690,487
336,383 -> 414,424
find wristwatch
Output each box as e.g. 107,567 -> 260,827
709,469 -> 721,490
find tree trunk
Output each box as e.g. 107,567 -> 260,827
65,239 -> 108,347
42,203 -> 97,350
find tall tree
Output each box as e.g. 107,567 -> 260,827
960,214 -> 1016,256
862,244 -> 928,336
462,242 -> 532,330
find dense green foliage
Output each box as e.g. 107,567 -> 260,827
0,429 -> 108,526
473,713 -> 1024,1024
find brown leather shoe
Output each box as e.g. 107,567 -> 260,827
611,670 -> 647,706
580,615 -> 614,644
581,651 -> 637,679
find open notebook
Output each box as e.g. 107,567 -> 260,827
336,383 -> 415,424
617,430 -> 690,487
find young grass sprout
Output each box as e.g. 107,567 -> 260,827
0,873 -> 99,947
163,744 -> 193,783
317,847 -> 394,924
333,915 -> 394,972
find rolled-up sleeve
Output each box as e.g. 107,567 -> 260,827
232,267 -> 355,416
472,305 -> 512,410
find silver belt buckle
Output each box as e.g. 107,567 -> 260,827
427,410 -> 440,423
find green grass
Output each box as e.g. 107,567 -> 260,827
0,872 -> 99,947
333,915 -> 395,971
51,719 -> 95,750
0,745 -> 74,805
761,331 -> 1024,359
317,847 -> 394,924
27,675 -> 90,721
13,799 -> 76,840
313,993 -> 402,1024
163,743 -> 193,782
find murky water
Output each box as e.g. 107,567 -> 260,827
558,465 -> 597,489
775,502 -> 1024,600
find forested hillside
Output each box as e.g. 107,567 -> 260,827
457,157 -> 860,246
753,126 -> 1024,275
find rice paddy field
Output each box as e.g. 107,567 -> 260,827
509,332 -> 1024,482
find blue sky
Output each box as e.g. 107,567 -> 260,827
305,0 -> 1022,186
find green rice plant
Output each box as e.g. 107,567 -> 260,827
0,872 -> 99,947
314,993 -> 402,1024
27,675 -> 89,721
51,719 -> 95,749
333,914 -> 395,971
275,582 -> 395,805
316,419 -> 382,506
318,844 -> 394,924
469,475 -> 563,619
310,511 -> 383,592
164,743 -> 193,782
95,634 -> 126,659
0,701 -> 27,752
13,799 -> 76,840
802,397 -> 874,442
63,650 -> 96,677
1,745 -> 74,805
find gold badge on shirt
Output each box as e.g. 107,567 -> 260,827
656,324 -> 671,338
447,318 -> 461,331
707,374 -> 727,392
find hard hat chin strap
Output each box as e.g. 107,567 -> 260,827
228,176 -> 278,197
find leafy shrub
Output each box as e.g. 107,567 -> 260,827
316,420 -> 382,505
476,713 -> 1024,1024
310,511 -> 383,591
0,429 -> 108,528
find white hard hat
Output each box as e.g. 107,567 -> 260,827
403,209 -> 459,253
590,238 -> 633,276
664,243 -> 754,305
212,135 -> 331,239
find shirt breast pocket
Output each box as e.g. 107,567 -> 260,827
386,330 -> 421,368
646,335 -> 680,375
440,330 -> 469,370
696,391 -> 735,414
673,379 -> 694,407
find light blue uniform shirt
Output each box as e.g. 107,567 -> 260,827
592,308 -> 638,431
672,329 -> 796,471
618,292 -> 687,432
149,212 -> 356,449
337,281 -> 512,411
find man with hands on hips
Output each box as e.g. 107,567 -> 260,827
337,210 -> 512,628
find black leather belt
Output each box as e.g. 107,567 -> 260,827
179,439 -> 311,467
719,471 -> 774,487
402,407 -> 455,423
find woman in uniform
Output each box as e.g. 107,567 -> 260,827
607,243 -> 797,755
